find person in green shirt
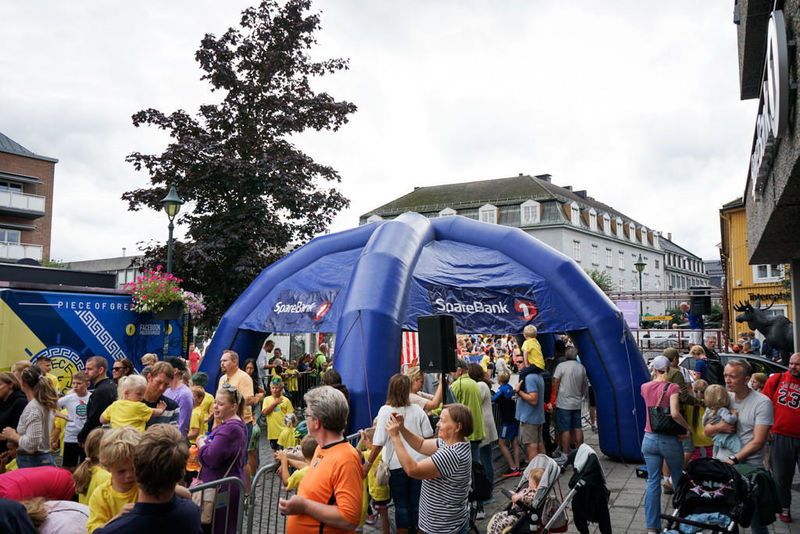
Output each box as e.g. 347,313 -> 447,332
449,359 -> 486,458
314,344 -> 329,374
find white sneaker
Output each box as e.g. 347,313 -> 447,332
476,509 -> 486,520
554,453 -> 567,466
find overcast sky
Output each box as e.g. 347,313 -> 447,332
1,1 -> 758,263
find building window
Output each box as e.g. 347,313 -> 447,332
0,181 -> 23,193
606,248 -> 613,267
628,223 -> 636,241
0,229 -> 21,243
591,244 -> 599,265
603,214 -> 611,235
573,240 -> 581,262
615,217 -> 624,238
619,278 -> 624,290
479,204 -> 497,224
752,264 -> 783,284
570,202 -> 580,226
520,200 -> 540,225
589,208 -> 597,231
655,259 -> 660,269
439,207 -> 456,217
618,250 -> 625,270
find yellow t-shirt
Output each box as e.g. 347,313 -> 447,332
5,458 -> 17,471
365,450 -> 390,502
101,400 -> 153,432
480,355 -> 490,373
521,337 -> 544,369
189,406 -> 203,445
219,369 -> 254,424
53,408 -> 67,454
86,478 -> 138,533
284,369 -> 299,392
79,465 -> 112,505
200,392 -> 214,433
286,465 -> 308,491
262,395 -> 293,439
277,425 -> 299,449
686,404 -> 713,448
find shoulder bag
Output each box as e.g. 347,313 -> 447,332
648,383 -> 685,435
191,451 -> 239,525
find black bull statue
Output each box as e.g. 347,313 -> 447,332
733,299 -> 794,364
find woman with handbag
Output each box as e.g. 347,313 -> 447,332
641,355 -> 691,533
196,383 -> 248,534
368,374 -> 433,534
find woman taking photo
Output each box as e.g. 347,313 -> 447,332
369,374 -> 433,534
0,372 -> 27,457
1,366 -> 58,468
197,382 -> 248,534
405,366 -> 443,413
386,404 -> 473,534
641,355 -> 691,533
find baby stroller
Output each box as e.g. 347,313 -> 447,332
547,444 -> 611,534
489,454 -> 567,534
660,458 -> 753,533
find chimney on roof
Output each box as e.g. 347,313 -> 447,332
122,247 -> 126,257
564,185 -> 572,191
667,232 -> 672,241
574,190 -> 587,199
536,174 -> 551,182
519,172 -> 524,176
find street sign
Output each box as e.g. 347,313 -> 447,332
642,315 -> 673,321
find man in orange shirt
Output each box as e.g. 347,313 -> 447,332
280,386 -> 362,533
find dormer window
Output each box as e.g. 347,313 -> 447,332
628,222 -> 636,241
589,208 -> 597,231
570,202 -> 580,226
520,200 -> 540,225
615,217 -> 624,238
479,204 -> 497,224
366,214 -> 383,223
602,213 -> 611,235
439,207 -> 456,217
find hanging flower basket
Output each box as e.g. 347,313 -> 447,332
124,266 -> 205,320
152,301 -> 185,320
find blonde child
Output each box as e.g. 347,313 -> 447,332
521,324 -> 544,369
750,372 -> 767,392
191,372 -> 215,433
262,377 -> 293,450
702,384 -> 742,455
188,386 -> 205,444
278,413 -> 299,449
86,427 -> 141,533
488,467 -> 545,534
73,428 -> 110,505
688,380 -> 714,460
99,375 -> 166,432
276,434 -> 317,491
360,427 -> 390,533
283,359 -> 300,407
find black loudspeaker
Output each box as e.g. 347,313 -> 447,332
690,286 -> 712,315
417,314 -> 457,373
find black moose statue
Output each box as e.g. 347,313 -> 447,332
733,299 -> 794,365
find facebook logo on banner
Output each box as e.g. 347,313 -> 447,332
427,285 -> 540,333
263,289 -> 339,331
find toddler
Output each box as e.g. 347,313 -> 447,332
73,428 -> 110,505
702,384 -> 741,456
188,386 -> 206,444
487,467 -> 545,534
276,434 -> 317,491
191,372 -> 215,432
100,375 -> 166,432
688,380 -> 713,460
750,373 -> 767,392
86,427 -> 141,533
262,377 -> 294,450
521,324 -> 544,369
360,427 -> 390,533
278,413 -> 299,449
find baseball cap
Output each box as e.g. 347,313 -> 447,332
651,355 -> 670,372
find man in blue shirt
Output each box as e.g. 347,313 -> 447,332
514,358 -> 545,462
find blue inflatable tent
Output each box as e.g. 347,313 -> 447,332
200,213 -> 649,460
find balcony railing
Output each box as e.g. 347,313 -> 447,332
0,241 -> 43,261
0,190 -> 46,218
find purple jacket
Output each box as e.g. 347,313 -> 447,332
198,418 -> 247,534
164,384 -> 194,436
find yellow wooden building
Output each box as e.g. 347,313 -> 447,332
720,198 -> 792,345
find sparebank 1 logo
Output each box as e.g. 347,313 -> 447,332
270,289 -> 338,324
514,299 -> 537,321
313,301 -> 332,321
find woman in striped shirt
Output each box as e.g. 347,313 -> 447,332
385,403 -> 473,534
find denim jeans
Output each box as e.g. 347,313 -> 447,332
16,452 -> 55,469
642,432 -> 684,530
389,467 -> 422,529
479,444 -> 494,498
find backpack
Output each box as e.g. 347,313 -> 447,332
705,359 -> 725,386
519,364 -> 552,402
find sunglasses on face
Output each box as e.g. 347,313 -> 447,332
112,367 -> 123,372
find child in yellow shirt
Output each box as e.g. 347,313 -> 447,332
191,372 -> 215,433
521,324 -> 544,369
86,427 -> 141,533
100,375 -> 165,432
262,378 -> 293,450
188,387 -> 205,445
73,428 -> 110,505
277,413 -> 299,449
283,359 -> 300,407
276,434 -> 317,491
360,427 -> 390,532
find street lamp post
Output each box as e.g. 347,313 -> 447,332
160,185 -> 183,357
634,253 -> 646,326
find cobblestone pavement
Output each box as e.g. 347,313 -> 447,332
359,428 -> 800,534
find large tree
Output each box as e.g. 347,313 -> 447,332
123,0 -> 355,326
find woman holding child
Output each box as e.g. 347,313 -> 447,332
197,382 -> 248,534
1,366 -> 58,468
641,355 -> 692,534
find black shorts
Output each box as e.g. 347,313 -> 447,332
62,442 -> 85,467
587,385 -> 596,407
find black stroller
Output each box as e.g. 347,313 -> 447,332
546,444 -> 611,534
660,458 -> 753,533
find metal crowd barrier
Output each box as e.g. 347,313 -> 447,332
188,475 -> 247,534
246,461 -> 287,534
